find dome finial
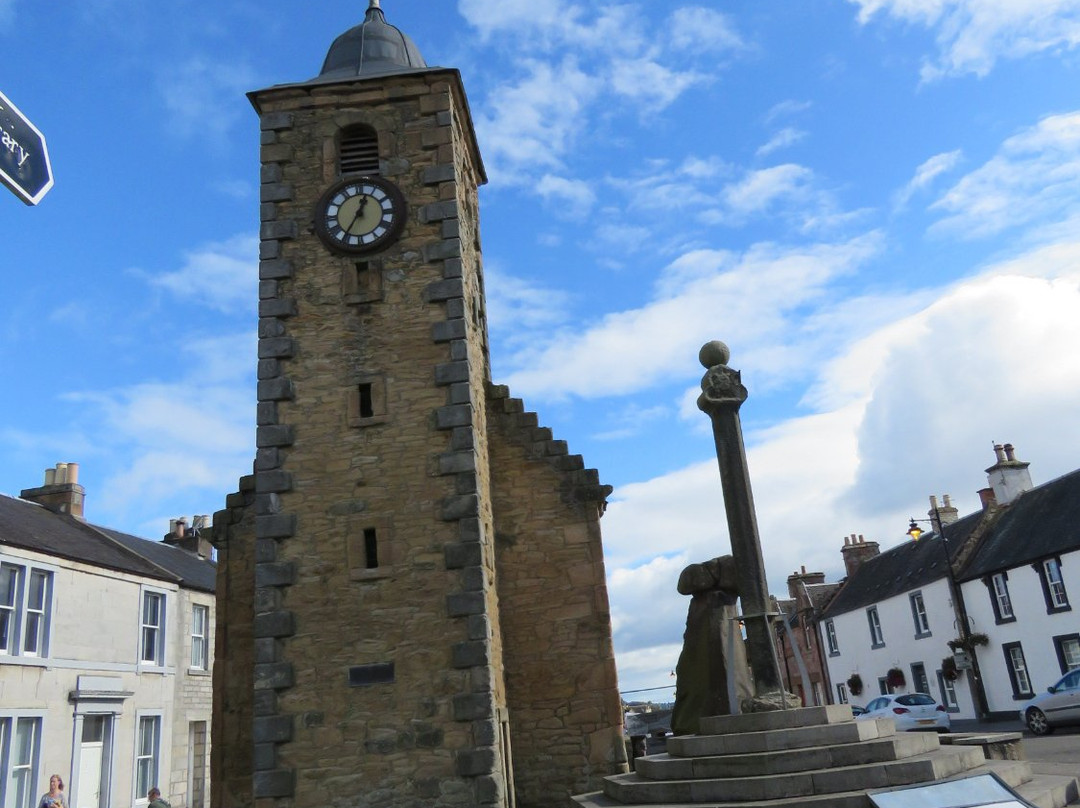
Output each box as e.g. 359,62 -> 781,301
366,0 -> 385,22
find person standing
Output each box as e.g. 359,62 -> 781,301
147,787 -> 171,808
37,774 -> 68,808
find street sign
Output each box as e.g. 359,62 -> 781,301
0,89 -> 54,205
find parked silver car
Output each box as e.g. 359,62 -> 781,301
1019,668 -> 1080,735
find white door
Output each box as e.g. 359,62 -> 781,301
77,716 -> 106,808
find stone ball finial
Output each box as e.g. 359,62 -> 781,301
699,341 -> 730,369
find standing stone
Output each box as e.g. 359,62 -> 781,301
671,555 -> 752,734
697,341 -> 794,710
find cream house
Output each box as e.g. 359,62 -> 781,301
0,464 -> 214,808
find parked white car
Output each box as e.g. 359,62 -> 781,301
1019,668 -> 1080,736
855,693 -> 951,732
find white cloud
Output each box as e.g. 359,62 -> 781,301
486,265 -> 574,336
500,234 -> 881,400
592,403 -> 671,442
849,0 -> 1080,79
56,330 -> 255,525
722,164 -> 814,216
668,7 -> 744,52
158,55 -> 255,141
602,238 -> 1080,672
894,149 -> 963,208
757,127 -> 808,157
610,58 -> 710,111
475,58 -> 599,181
535,174 -> 597,216
464,3 -> 745,183
764,100 -> 813,125
143,234 -> 258,314
930,111 -> 1080,238
457,0 -> 569,38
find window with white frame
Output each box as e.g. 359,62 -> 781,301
937,670 -> 958,710
910,662 -> 930,694
1039,558 -> 1070,613
191,604 -> 209,671
134,715 -> 161,799
909,591 -> 931,637
0,561 -> 54,659
1053,633 -> 1080,674
140,590 -> 166,666
836,682 -> 848,704
988,572 -> 1015,623
867,606 -> 885,647
825,619 -> 840,656
0,715 -> 42,808
1003,642 -> 1033,698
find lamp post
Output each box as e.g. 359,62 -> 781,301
907,511 -> 989,718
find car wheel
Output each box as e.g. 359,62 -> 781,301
1026,708 -> 1054,736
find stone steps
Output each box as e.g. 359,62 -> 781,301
571,705 -> 1080,807
604,747 -> 987,804
638,732 -> 940,779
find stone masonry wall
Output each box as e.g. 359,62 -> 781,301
246,69 -> 509,808
486,385 -> 628,807
211,476 -> 256,808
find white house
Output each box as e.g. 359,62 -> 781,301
0,464 -> 215,808
819,444 -> 1080,723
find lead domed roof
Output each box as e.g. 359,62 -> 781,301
319,0 -> 428,79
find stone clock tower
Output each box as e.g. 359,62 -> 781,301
211,4 -> 626,808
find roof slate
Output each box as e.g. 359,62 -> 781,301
822,467 -> 1080,618
0,494 -> 215,592
822,511 -> 981,618
959,467 -> 1080,581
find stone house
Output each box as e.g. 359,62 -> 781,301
818,444 -> 1080,722
1,463 -> 215,808
774,567 -> 840,707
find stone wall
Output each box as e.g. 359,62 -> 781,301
213,65 -> 625,808
211,476 -> 256,808
487,385 -> 628,807
244,69 -> 510,807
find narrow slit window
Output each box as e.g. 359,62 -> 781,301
364,528 -> 379,569
357,384 -> 374,419
340,126 -> 380,175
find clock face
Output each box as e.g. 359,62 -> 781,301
315,176 -> 405,255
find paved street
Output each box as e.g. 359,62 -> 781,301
953,719 -> 1080,782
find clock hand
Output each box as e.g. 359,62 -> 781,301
345,195 -> 369,234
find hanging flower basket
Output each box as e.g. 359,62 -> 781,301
847,673 -> 864,696
947,633 -> 989,653
886,667 -> 906,688
941,656 -> 959,681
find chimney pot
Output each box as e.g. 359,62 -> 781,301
994,443 -> 1006,463
943,494 -> 952,507
44,468 -> 56,485
930,494 -> 939,509
1004,443 -> 1016,461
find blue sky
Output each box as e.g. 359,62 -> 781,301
4,0 -> 1080,700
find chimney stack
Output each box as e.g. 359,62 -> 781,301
20,463 -> 85,519
928,494 -> 959,533
985,442 -> 1032,506
163,515 -> 215,560
786,565 -> 826,599
841,533 -> 880,579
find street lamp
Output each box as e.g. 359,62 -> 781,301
907,511 -> 989,718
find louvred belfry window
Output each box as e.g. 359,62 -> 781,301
340,126 -> 379,175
